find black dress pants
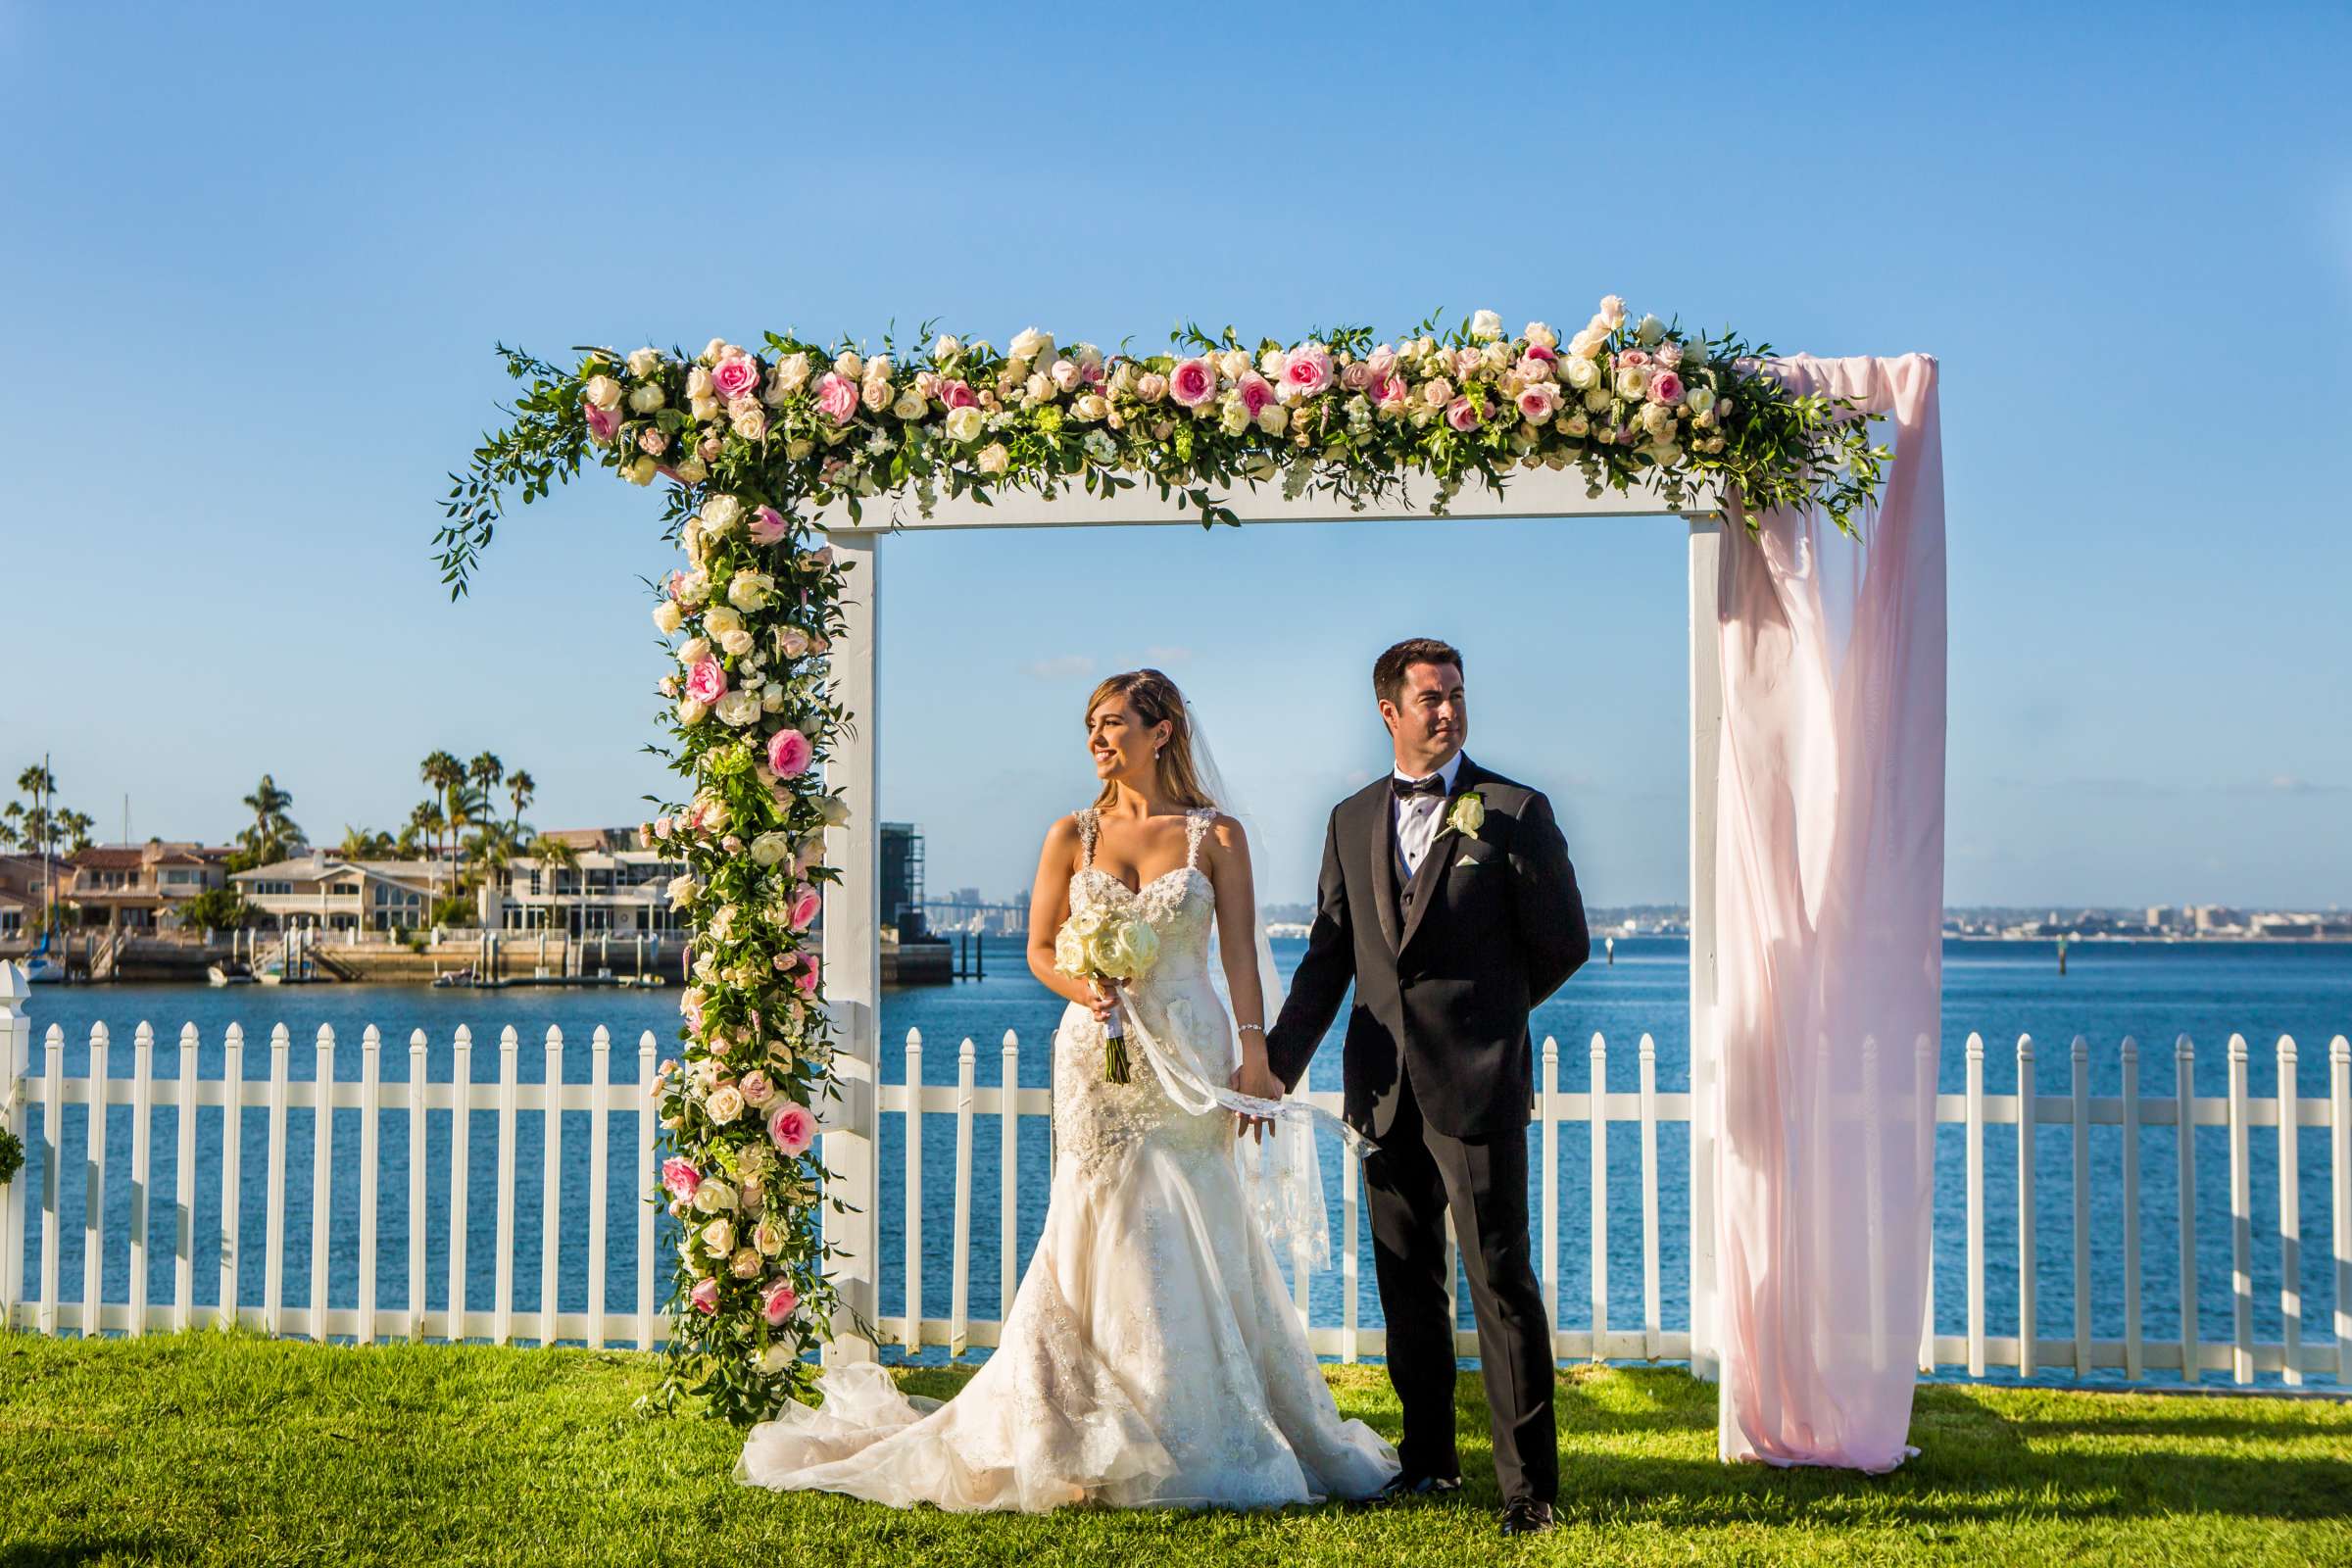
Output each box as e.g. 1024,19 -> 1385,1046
1361,1064 -> 1557,1506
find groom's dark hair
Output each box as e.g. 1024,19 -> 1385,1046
1374,638 -> 1463,706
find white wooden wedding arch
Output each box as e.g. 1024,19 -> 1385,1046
806,468 -> 1729,1379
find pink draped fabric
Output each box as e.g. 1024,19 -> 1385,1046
1710,353 -> 1945,1470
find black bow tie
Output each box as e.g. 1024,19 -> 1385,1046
1391,773 -> 1447,801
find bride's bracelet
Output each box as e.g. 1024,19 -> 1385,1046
1237,1023 -> 1264,1036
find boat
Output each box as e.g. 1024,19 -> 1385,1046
207,960 -> 256,987
23,934 -> 63,985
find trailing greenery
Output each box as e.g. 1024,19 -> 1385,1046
5,1336 -> 2347,1566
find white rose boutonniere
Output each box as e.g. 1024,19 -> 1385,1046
1446,789 -> 1487,840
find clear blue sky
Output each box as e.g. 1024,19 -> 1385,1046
3,1 -> 2346,909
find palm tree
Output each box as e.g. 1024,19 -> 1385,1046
418,751 -> 466,900
447,782 -> 493,890
0,800 -> 23,852
398,800 -> 444,861
237,774 -> 303,866
56,808 -> 95,856
506,768 -> 535,830
337,824 -> 394,860
529,833 -> 583,937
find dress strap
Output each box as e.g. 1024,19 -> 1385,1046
1075,808 -> 1100,869
1183,808 -> 1214,870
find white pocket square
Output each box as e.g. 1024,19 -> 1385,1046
1454,853 -> 1478,867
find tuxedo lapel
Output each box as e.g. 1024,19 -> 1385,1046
1365,785 -> 1401,955
1396,756 -> 1482,955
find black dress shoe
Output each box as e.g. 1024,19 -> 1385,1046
1499,1499 -> 1554,1535
1371,1470 -> 1463,1503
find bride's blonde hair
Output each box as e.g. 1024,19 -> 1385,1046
1087,669 -> 1217,811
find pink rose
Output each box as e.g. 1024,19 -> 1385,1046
1366,344 -> 1397,379
711,353 -> 761,402
1516,385 -> 1560,422
814,371 -> 859,425
793,957 -> 820,997
767,1102 -> 816,1156
1135,371 -> 1167,403
1452,347 -> 1484,380
739,1069 -> 776,1108
654,813 -> 674,840
749,506 -> 789,545
938,378 -> 976,411
1655,341 -> 1684,369
1525,341 -> 1557,363
636,427 -> 668,456
766,728 -> 812,777
1339,362 -> 1371,393
1648,371 -> 1685,405
584,401 -> 623,443
1236,372 -> 1275,418
1168,357 -> 1217,409
788,884 -> 821,930
680,989 -> 704,1032
690,1277 -> 720,1314
1369,370 -> 1408,407
1279,344 -> 1332,399
661,1156 -> 701,1201
684,657 -> 727,706
664,571 -> 687,600
762,1277 -> 799,1325
1617,348 -> 1651,368
1446,396 -> 1486,432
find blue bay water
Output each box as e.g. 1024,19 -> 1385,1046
14,938 -> 2351,1387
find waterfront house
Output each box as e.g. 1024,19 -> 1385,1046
489,827 -> 686,935
59,841 -> 232,932
231,855 -> 438,934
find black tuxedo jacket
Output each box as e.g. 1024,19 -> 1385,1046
1264,756 -> 1590,1141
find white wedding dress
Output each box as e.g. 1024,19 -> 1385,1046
736,807 -> 1398,1511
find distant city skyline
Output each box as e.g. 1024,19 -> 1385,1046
4,4 -> 2346,908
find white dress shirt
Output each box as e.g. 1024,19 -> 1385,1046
1392,751 -> 1465,881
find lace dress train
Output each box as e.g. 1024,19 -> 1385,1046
735,808 -> 1397,1511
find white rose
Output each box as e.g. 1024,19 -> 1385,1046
1255,404 -> 1287,435
727,571 -> 774,612
819,794 -> 852,828
932,333 -> 961,362
975,441 -> 1008,474
686,366 -> 713,401
702,605 -> 743,639
652,601 -> 684,635
1469,309 -> 1503,341
1008,326 -> 1052,362
676,571 -> 710,607
675,455 -> 709,483
626,347 -> 662,378
676,697 -> 710,726
678,636 -> 710,665
667,873 -> 698,905
1636,314 -> 1667,347
1024,371 -> 1054,404
1685,385 -> 1716,417
702,494 -> 743,534
1072,393 -> 1109,423
700,1217 -> 735,1254
1524,321 -> 1558,351
1583,387 -> 1612,415
1596,295 -> 1628,329
1218,400 -> 1251,435
583,373 -> 621,410
719,628 -> 755,659
1217,349 -> 1250,381
693,1178 -> 735,1213
701,337 -> 730,365
716,691 -> 762,727
1562,356 -> 1600,391
1258,347 -> 1286,377
754,1217 -> 787,1256
759,1343 -> 796,1374
751,831 -> 792,867
944,406 -> 984,443
1616,366 -> 1651,400
891,389 -> 926,421
626,382 -> 665,415
707,1085 -> 745,1124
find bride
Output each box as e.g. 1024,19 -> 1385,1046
736,668 -> 1399,1511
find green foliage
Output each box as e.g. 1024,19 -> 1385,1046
0,1125 -> 21,1186
172,885 -> 255,933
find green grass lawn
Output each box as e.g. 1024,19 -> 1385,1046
3,1333 -> 2348,1567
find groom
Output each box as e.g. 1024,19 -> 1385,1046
1247,637 -> 1589,1536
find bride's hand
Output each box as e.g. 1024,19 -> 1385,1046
1086,979 -> 1119,1023
1230,1060 -> 1283,1143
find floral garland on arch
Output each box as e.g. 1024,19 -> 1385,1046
436,298 -> 1889,1428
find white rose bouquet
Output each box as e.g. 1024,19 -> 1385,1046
1053,903 -> 1160,1083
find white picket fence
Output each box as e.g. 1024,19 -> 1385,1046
5,994 -> 2349,1388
